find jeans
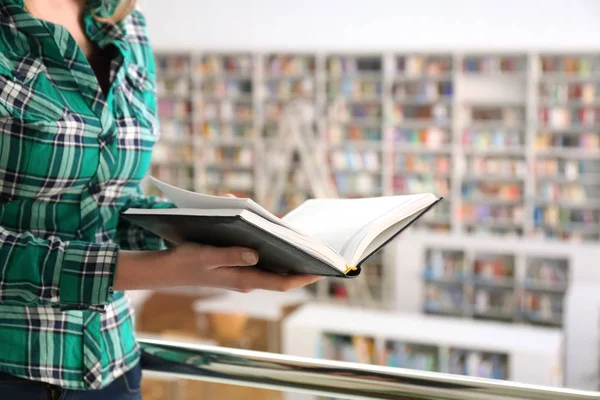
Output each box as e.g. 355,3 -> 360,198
0,361 -> 142,399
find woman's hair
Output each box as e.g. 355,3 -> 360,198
93,0 -> 136,23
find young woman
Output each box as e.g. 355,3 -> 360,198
0,0 -> 321,398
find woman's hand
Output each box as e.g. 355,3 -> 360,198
114,243 -> 323,293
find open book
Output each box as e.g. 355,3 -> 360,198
123,178 -> 443,278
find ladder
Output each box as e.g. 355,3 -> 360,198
263,100 -> 377,308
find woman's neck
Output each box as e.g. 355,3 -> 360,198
24,0 -> 113,95
24,0 -> 95,59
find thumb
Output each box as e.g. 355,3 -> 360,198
200,246 -> 259,268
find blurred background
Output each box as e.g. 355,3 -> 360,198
133,0 -> 600,398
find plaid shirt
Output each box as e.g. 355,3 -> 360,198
0,0 -> 172,390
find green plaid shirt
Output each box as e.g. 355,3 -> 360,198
0,0 -> 172,390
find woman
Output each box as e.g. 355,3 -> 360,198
0,0 -> 321,398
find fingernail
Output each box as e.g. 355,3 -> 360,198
242,251 -> 258,265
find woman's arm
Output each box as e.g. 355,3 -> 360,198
114,243 -> 322,293
0,224 -> 321,312
0,224 -> 119,312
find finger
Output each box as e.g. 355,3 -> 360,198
224,267 -> 322,292
199,246 -> 259,268
226,193 -> 236,198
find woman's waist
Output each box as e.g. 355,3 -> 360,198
0,291 -> 134,330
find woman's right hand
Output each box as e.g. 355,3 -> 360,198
114,242 -> 322,293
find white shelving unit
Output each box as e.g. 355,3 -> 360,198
150,53 -> 195,197
390,53 -> 455,232
533,54 -> 600,241
192,53 -> 260,199
456,53 -> 529,237
393,231 -> 600,327
283,303 -> 564,400
260,53 -> 319,215
564,283 -> 600,391
325,54 -> 385,199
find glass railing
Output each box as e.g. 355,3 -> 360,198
138,338 -> 598,400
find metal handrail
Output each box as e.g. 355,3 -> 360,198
138,338 -> 600,400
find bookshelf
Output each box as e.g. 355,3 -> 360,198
391,54 -> 454,232
151,53 -> 195,197
283,303 -> 564,400
152,51 -> 600,241
564,283 -> 600,390
422,248 -> 567,325
395,232 -> 600,331
193,53 -> 259,199
533,54 -> 600,241
325,54 -> 385,199
152,51 -> 600,309
457,53 -> 529,238
261,53 -> 319,216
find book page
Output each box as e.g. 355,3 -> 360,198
282,194 -> 432,262
149,177 -> 299,231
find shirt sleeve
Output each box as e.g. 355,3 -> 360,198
0,225 -> 118,312
115,186 -> 176,251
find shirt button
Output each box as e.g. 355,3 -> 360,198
104,135 -> 115,145
13,71 -> 23,81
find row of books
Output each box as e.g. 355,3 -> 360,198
534,158 -> 599,178
155,53 -> 600,79
266,78 -> 314,98
467,156 -> 526,177
462,56 -> 526,74
425,284 -> 564,326
199,55 -> 254,76
200,122 -> 256,140
388,104 -> 450,124
397,55 -> 453,77
265,55 -> 315,76
327,57 -> 382,75
327,125 -> 382,143
424,251 -> 569,284
393,127 -> 449,147
394,154 -> 451,174
533,206 -> 598,228
333,172 -> 382,196
461,182 -> 522,202
459,204 -> 524,225
539,82 -> 599,103
157,76 -> 189,98
536,182 -> 589,204
320,333 -> 509,380
393,176 -> 450,197
461,129 -> 524,149
539,107 -> 600,128
198,101 -> 254,121
525,259 -> 569,287
328,102 -> 382,120
329,149 -> 381,171
469,107 -> 523,125
393,81 -> 454,101
535,133 -> 600,150
202,78 -> 253,97
540,56 -> 600,75
327,79 -> 382,99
